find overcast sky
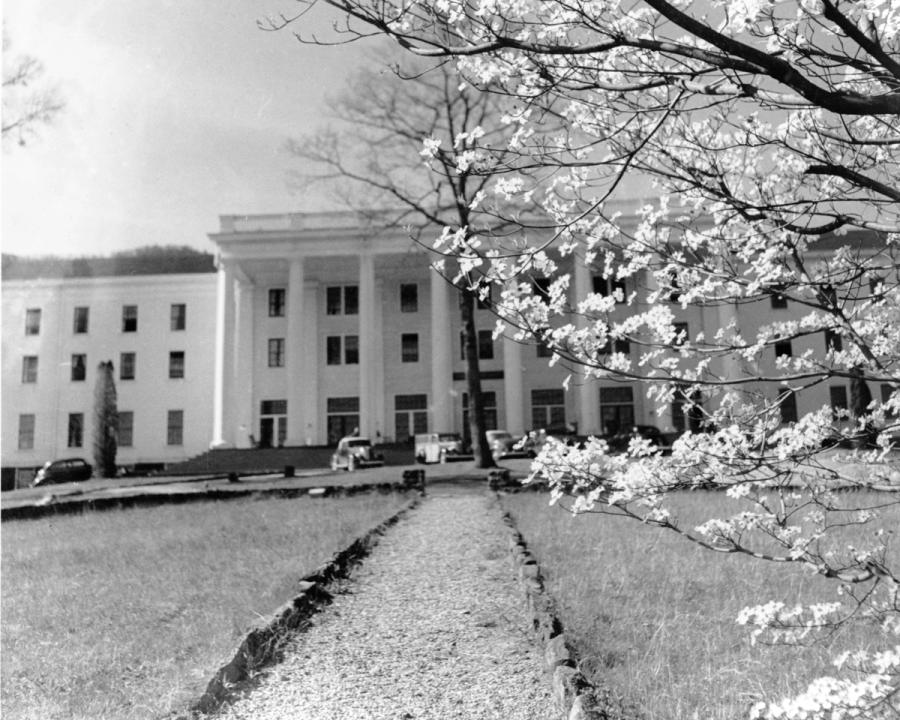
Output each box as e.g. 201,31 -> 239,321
2,0 -> 377,257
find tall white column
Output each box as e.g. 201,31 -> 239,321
717,300 -> 741,382
573,257 -> 599,434
359,253 -> 377,438
430,268 -> 453,431
286,257 -> 306,445
503,330 -> 525,435
301,282 -> 319,444
234,279 -> 255,448
212,259 -> 236,448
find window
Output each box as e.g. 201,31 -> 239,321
534,277 -> 552,300
25,308 -> 41,335
830,385 -> 848,412
770,285 -> 788,309
818,284 -> 838,307
775,340 -> 793,358
779,391 -> 798,424
395,394 -> 428,442
478,329 -> 494,360
73,307 -> 89,334
169,351 -> 185,379
593,276 -> 626,303
326,285 -> 359,315
344,335 -> 359,364
120,352 -> 136,380
666,272 -> 681,303
167,410 -> 184,445
537,334 -> 553,358
400,283 -> 418,313
326,336 -> 342,365
268,338 -> 285,367
68,413 -> 84,448
118,411 -> 134,447
825,329 -> 843,353
672,386 -> 704,433
326,336 -> 359,365
170,303 -> 186,331
599,386 -> 635,436
18,414 -> 35,450
401,333 -> 419,363
531,389 -> 566,430
22,356 -> 38,383
268,288 -> 286,317
598,338 -> 631,355
122,305 -> 138,332
71,354 -> 86,382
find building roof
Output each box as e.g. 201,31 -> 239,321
1,250 -> 216,281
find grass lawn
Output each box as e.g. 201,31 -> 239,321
1,492 -> 411,720
503,490 -> 899,720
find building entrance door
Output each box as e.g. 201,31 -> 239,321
259,400 -> 287,447
599,386 -> 635,436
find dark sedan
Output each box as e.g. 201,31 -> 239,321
33,458 -> 93,486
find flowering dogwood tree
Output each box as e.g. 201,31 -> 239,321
271,1 -> 900,715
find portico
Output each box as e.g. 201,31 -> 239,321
208,211 -> 537,448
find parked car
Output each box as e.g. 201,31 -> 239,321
606,425 -> 670,453
329,437 -> 385,472
414,433 -> 471,464
32,458 -> 93,486
485,429 -> 531,461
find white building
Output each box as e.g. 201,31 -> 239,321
2,211 -> 870,479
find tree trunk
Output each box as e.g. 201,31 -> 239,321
459,286 -> 496,469
849,366 -> 876,449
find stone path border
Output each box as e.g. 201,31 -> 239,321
181,494 -> 423,718
496,496 -> 611,720
2,476 -> 426,521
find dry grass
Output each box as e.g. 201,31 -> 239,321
1,492 -> 411,720
503,491 -> 899,720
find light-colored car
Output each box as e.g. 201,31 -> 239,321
485,430 -> 529,460
414,432 -> 470,464
329,437 -> 384,472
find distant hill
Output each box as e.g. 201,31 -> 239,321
2,246 -> 216,280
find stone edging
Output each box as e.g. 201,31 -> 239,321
496,499 -> 607,720
179,494 -> 422,718
2,475 -> 427,521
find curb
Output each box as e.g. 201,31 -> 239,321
495,497 -> 609,720
179,493 -> 422,718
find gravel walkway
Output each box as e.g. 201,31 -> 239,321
216,487 -> 553,719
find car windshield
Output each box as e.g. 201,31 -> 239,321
438,434 -> 459,441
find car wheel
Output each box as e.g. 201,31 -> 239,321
415,454 -> 425,465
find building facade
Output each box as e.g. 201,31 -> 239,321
2,211 -> 867,475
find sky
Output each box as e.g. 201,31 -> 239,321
2,0 -> 379,257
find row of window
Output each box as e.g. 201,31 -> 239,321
21,352 -> 186,384
23,304 -> 187,336
16,410 -> 184,450
266,283 -> 424,319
